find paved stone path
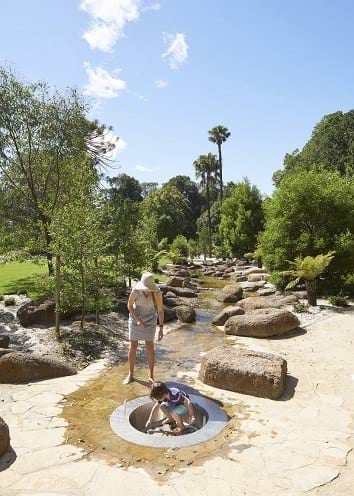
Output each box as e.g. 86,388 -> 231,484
0,311 -> 353,495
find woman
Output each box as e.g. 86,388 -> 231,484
123,272 -> 164,384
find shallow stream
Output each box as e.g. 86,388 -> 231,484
61,279 -> 251,478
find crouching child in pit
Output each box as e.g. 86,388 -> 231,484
145,382 -> 195,435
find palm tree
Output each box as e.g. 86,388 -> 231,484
208,125 -> 231,201
194,153 -> 218,258
282,251 -> 335,306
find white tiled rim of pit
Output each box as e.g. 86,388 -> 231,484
110,390 -> 229,448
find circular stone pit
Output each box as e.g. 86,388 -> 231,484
110,392 -> 228,448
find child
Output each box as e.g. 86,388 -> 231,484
145,382 -> 196,435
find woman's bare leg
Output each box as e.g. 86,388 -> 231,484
123,340 -> 138,384
145,340 -> 155,382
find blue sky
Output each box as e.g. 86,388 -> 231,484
1,0 -> 354,194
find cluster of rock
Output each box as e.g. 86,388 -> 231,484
0,309 -> 77,385
198,265 -> 301,400
158,265 -> 199,324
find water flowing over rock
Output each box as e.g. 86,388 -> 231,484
0,311 -> 15,324
212,306 -> 244,326
224,308 -> 300,337
199,346 -> 287,399
0,352 -> 77,383
216,284 -> 243,303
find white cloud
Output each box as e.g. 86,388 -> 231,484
162,33 -> 188,69
155,79 -> 168,89
143,3 -> 160,11
80,0 -> 141,52
83,62 -> 126,98
136,165 -> 160,172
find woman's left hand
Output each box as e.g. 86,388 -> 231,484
158,327 -> 163,341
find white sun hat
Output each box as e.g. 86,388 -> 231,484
134,272 -> 160,292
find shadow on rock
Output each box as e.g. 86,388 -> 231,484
270,326 -> 307,340
0,447 -> 17,472
279,375 -> 299,401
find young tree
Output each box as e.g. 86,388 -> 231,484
220,179 -> 264,257
50,168 -> 108,330
283,252 -> 335,306
208,125 -> 231,201
194,153 -> 219,257
0,66 -> 117,274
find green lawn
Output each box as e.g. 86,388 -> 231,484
0,261 -> 47,299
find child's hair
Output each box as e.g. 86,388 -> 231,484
150,381 -> 169,400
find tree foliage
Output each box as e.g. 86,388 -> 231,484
208,125 -> 231,200
220,179 -> 264,257
164,175 -> 202,238
273,110 -> 354,186
258,170 -> 354,288
0,66 -> 116,274
140,184 -> 190,242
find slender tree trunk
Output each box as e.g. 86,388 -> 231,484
306,279 -> 317,306
218,143 -> 223,202
55,255 -> 61,340
80,247 -> 85,331
95,257 -> 100,325
42,223 -> 54,275
206,182 -> 212,258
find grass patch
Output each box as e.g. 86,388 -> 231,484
0,261 -> 47,299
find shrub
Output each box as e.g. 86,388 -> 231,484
293,301 -> 310,313
328,294 -> 349,307
4,296 -> 15,306
269,271 -> 292,291
170,235 -> 189,258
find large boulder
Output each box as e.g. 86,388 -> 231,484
212,306 -> 244,326
167,277 -> 185,288
238,295 -> 298,312
169,269 -> 190,278
216,284 -> 243,303
166,286 -> 197,298
230,273 -> 247,283
248,273 -> 269,282
0,352 -> 77,383
163,306 -> 177,322
163,297 -> 186,308
0,416 -> 10,457
183,280 -> 198,290
175,305 -> 196,323
240,281 -> 266,291
0,335 -> 10,348
242,267 -> 267,277
199,346 -> 287,399
224,308 -> 300,338
257,288 -> 276,297
17,298 -> 56,327
0,311 -> 15,324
